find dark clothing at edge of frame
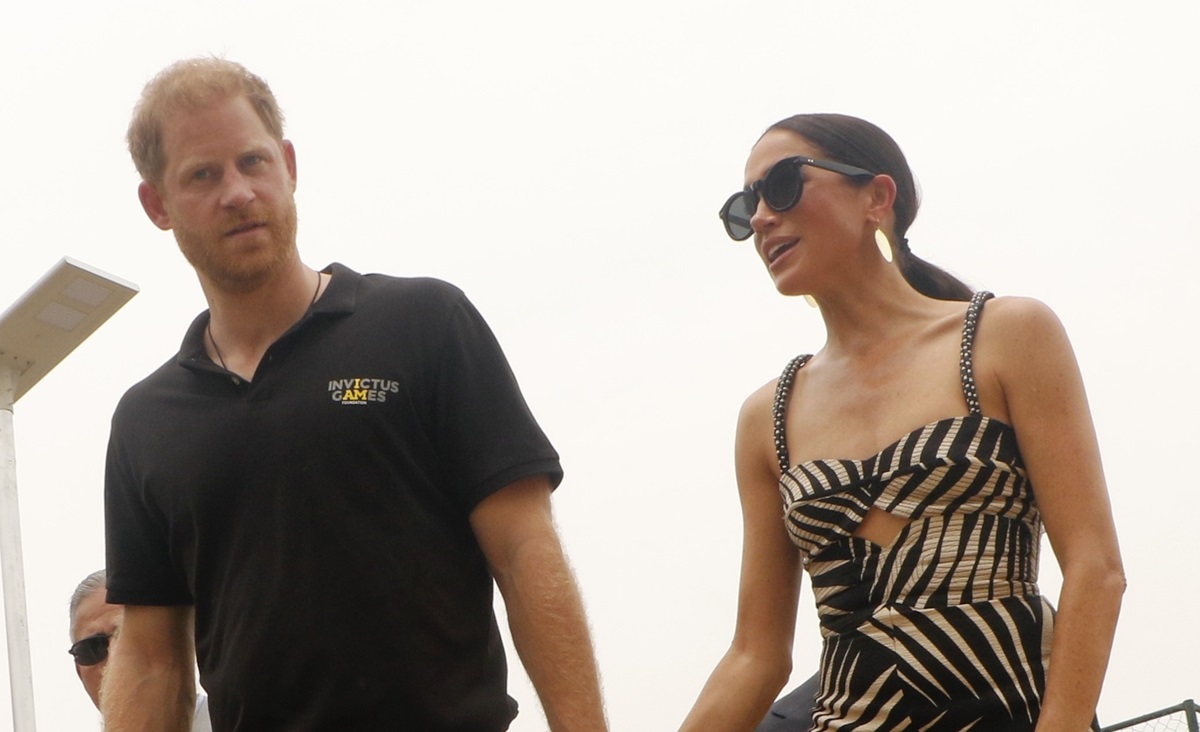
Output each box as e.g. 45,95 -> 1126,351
105,263 -> 562,731
756,674 -> 819,732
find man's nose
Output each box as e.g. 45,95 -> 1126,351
220,169 -> 256,208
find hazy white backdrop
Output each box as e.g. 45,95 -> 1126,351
1,1 -> 1196,729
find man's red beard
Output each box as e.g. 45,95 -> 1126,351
174,198 -> 300,294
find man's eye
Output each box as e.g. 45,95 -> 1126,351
192,169 -> 210,181
242,155 -> 263,167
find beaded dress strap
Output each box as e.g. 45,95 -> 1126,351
959,291 -> 995,416
772,353 -> 812,474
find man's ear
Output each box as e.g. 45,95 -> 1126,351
138,181 -> 173,231
283,139 -> 297,192
866,174 -> 898,222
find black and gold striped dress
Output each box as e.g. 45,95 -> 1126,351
773,292 -> 1057,731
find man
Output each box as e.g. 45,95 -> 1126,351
69,570 -> 212,731
104,57 -> 605,731
68,570 -> 120,711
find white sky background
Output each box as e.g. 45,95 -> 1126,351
1,0 -> 1197,729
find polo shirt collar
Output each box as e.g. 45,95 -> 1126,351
175,262 -> 361,370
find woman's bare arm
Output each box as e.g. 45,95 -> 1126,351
983,297 -> 1125,731
680,383 -> 804,732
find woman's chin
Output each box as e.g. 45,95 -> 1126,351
769,277 -> 810,299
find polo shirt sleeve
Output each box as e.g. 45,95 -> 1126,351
429,292 -> 563,512
104,399 -> 193,606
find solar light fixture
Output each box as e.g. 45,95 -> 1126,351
0,257 -> 137,731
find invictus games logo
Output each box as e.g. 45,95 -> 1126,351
328,377 -> 400,405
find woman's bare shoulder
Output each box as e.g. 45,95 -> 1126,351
738,375 -> 780,440
980,294 -> 1064,335
739,354 -> 812,426
976,295 -> 1078,402
735,359 -> 810,478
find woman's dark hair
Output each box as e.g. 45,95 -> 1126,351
766,114 -> 973,301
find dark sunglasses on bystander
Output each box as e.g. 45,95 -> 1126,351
68,633 -> 112,667
718,156 -> 876,241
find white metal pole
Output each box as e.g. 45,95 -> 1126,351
0,366 -> 36,731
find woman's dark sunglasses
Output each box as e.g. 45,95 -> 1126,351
718,156 -> 876,241
68,633 -> 112,667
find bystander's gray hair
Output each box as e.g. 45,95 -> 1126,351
68,569 -> 107,640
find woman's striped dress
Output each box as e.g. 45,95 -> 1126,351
773,292 -> 1059,731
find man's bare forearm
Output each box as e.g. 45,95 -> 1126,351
101,605 -> 196,732
102,652 -> 195,730
499,535 -> 607,732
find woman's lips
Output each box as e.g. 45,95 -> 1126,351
765,238 -> 798,264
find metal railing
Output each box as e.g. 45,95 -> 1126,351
1102,700 -> 1199,732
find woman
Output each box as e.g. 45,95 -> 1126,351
680,114 -> 1124,731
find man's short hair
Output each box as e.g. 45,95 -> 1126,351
68,569 -> 107,639
127,57 -> 285,187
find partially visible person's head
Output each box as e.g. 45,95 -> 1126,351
765,114 -> 920,245
128,57 -> 285,188
130,57 -> 300,294
68,569 -> 122,709
761,113 -> 972,301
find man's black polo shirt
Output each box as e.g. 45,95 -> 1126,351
106,263 -> 562,731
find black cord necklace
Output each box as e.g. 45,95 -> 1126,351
207,271 -> 323,371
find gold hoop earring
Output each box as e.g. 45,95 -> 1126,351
875,227 -> 894,263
